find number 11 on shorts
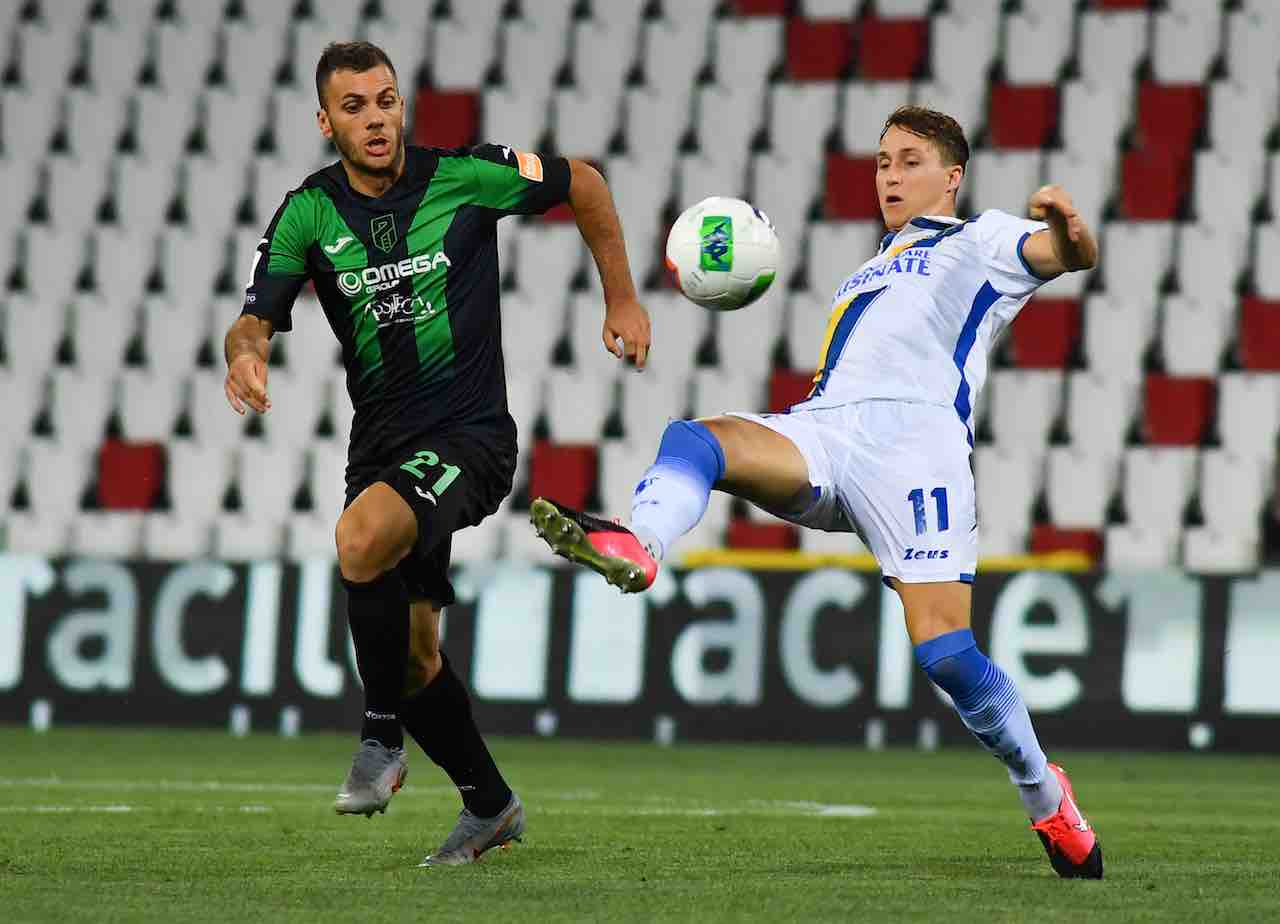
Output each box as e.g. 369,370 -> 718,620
908,487 -> 949,536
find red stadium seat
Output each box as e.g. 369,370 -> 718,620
769,368 -> 815,412
1030,525 -> 1103,561
987,84 -> 1058,150
1238,297 -> 1280,371
1120,149 -> 1190,220
1008,299 -> 1081,369
787,19 -> 853,81
1135,83 -> 1204,156
1143,375 -> 1216,446
726,517 -> 799,550
529,441 -> 598,511
824,154 -> 880,219
734,0 -> 789,13
98,439 -> 165,510
854,18 -> 928,80
413,90 -> 479,149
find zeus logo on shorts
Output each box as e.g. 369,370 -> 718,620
903,547 -> 950,560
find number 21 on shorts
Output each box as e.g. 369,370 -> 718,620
399,449 -> 461,496
908,487 -> 949,536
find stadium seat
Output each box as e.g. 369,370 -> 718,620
1,88 -> 60,167
1135,82 -> 1204,158
14,20 -> 78,96
258,370 -> 326,448
306,441 -> 348,518
188,369 -> 250,446
554,87 -> 618,162
69,511 -> 145,558
94,228 -> 159,308
515,225 -> 584,305
96,439 -> 165,511
1143,375 -> 1215,446
786,290 -> 837,374
854,17 -> 927,80
716,298 -> 783,383
1215,373 -> 1280,460
1008,298 -> 1080,369
573,6 -> 645,103
1124,446 -> 1198,531
451,520 -> 504,566
568,292 -> 625,382
483,87 -> 549,154
798,525 -> 868,555
1105,523 -> 1181,570
268,86 -> 329,170
1183,526 -> 1260,574
619,372 -> 688,450
23,226 -> 86,305
1178,223 -> 1247,306
529,441 -> 597,512
987,369 -> 1062,453
111,155 -> 174,234
285,512 -> 336,561
24,440 -> 92,517
1082,293 -> 1156,383
1077,10 -> 1149,86
974,446 -> 1039,538
967,151 -> 1042,217
642,14 -> 710,102
1065,371 -> 1139,458
1100,223 -> 1174,304
1057,82 -> 1128,164
1161,295 -> 1233,378
166,440 -> 233,520
161,228 -> 227,302
237,442 -> 306,522
1047,448 -> 1118,529
596,440 -> 647,522
151,22 -> 217,97
1237,298 -> 1280,371
986,84 -> 1058,150
501,292 -> 562,379
688,84 -> 761,183
1119,149 -> 1189,221
840,81 -> 913,150
714,16 -> 784,96
86,19 -> 149,95
48,368 -> 115,452
1226,7 -> 1280,93
691,368 -> 762,420
727,516 -> 798,550
769,369 -> 813,413
251,157 -> 307,224
1151,8 -> 1221,84
681,491 -> 731,551
545,368 -> 611,444
807,220 -> 882,302
927,11 -> 998,106
1256,225 -> 1280,300
645,292 -> 708,383
770,83 -> 838,168
69,296 -> 135,377
1029,525 -> 1104,561
1200,449 -> 1269,535
46,153 -> 109,231
214,512 -> 286,562
1004,7 -> 1073,85
754,152 -> 820,252
3,296 -> 66,382
0,436 -> 19,514
430,15 -> 498,89
117,370 -> 182,443
786,18 -> 851,81
1191,151 -> 1254,232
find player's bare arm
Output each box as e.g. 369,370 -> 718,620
566,158 -> 652,369
1021,184 -> 1099,278
223,314 -> 273,415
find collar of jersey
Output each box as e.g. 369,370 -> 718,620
879,215 -> 965,256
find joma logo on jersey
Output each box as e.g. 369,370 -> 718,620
903,547 -> 950,561
371,214 -> 397,253
337,251 -> 452,297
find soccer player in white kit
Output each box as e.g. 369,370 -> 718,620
531,106 -> 1103,878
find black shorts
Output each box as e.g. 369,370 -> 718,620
344,432 -> 516,606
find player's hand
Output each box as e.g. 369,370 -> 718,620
1028,184 -> 1085,242
603,296 -> 652,371
224,353 -> 271,415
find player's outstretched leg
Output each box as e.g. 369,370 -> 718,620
530,419 -> 726,592
915,627 -> 1103,879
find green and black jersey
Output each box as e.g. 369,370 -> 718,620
242,144 -> 570,467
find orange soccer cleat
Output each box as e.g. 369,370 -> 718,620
1031,762 -> 1104,879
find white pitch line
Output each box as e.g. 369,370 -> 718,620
0,777 -> 602,802
0,804 -> 137,814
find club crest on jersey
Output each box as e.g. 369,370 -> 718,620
371,213 -> 398,253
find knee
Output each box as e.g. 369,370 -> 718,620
335,512 -> 384,583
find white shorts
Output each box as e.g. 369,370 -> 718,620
728,400 -> 978,586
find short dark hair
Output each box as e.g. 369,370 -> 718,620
315,41 -> 397,107
879,105 -> 970,171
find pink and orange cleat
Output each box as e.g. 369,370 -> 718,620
530,497 -> 658,593
1031,762 -> 1104,879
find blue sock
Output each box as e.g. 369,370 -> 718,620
915,629 -> 1062,820
629,420 -> 726,561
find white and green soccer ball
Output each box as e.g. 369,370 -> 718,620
665,196 -> 780,311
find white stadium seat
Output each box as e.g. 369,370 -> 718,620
142,511 -> 214,560
1065,372 -> 1139,459
987,369 -> 1062,454
167,440 -> 234,520
974,446 -> 1040,538
236,442 -> 306,522
1123,447 -> 1198,533
1077,10 -> 1149,86
544,367 -> 611,444
1082,292 -> 1156,383
117,369 -> 182,442
1005,4 -> 1074,85
967,152 -> 1043,218
1106,524 -> 1180,570
841,82 -> 913,155
1100,223 -> 1175,305
70,511 -> 144,558
47,368 -> 115,451
24,440 -> 93,517
1047,448 -> 1118,530
1152,9 -> 1222,84
1215,373 -> 1280,460
1161,295 -> 1234,378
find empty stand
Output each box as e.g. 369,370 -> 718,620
786,18 -> 851,81
529,441 -> 597,512
1008,298 -> 1080,369
1047,448 -> 1118,530
1004,5 -> 1073,84
986,84 -> 1058,149
1143,375 -> 1215,446
853,17 -> 926,81
97,438 -> 165,510
1215,373 -> 1280,459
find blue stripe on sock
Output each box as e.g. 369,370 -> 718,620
655,420 -> 726,487
913,628 -> 977,670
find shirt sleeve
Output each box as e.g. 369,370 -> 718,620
240,192 -> 312,332
976,209 -> 1054,297
465,143 -> 572,216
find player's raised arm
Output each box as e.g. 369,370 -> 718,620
566,158 -> 652,370
1021,184 -> 1099,277
223,314 -> 273,415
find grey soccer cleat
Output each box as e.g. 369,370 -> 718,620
417,793 -> 525,867
333,740 -> 407,817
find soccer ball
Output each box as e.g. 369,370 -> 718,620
665,196 -> 781,311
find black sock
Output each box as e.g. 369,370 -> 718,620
401,652 -> 512,818
342,572 -> 409,750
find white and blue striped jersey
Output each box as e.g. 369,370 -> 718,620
794,210 -> 1051,443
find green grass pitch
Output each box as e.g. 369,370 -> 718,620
1,727 -> 1276,922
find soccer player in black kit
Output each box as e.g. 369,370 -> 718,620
222,42 -> 651,866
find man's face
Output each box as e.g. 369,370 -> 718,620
318,64 -> 404,176
876,124 -> 962,230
